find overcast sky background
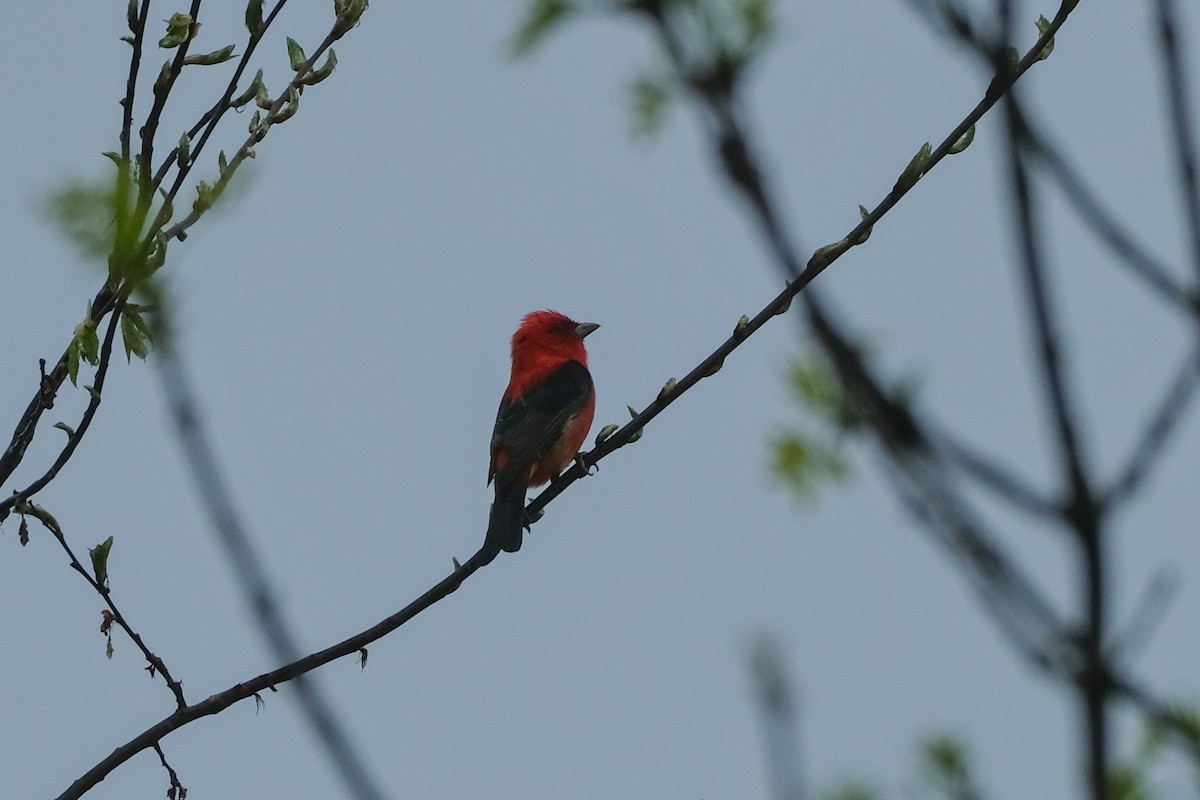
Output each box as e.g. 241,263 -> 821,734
2,1 -> 1198,799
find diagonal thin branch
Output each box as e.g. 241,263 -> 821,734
1153,0 -> 1200,283
17,500 -> 187,709
1104,344 -> 1200,507
932,427 -> 1059,519
0,298 -> 125,520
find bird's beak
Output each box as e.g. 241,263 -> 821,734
575,322 -> 600,339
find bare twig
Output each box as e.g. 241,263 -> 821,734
16,500 -> 187,708
933,428 -> 1059,519
56,546 -> 494,800
152,743 -> 187,800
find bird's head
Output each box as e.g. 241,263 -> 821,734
512,310 -> 599,365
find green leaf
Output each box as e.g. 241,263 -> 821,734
158,13 -> 193,49
630,75 -> 671,138
1034,15 -> 1054,61
512,0 -> 571,57
106,636 -> 115,660
67,339 -> 81,387
76,314 -> 100,367
819,783 -> 878,800
127,0 -> 138,32
286,37 -> 307,71
176,133 -> 190,167
121,308 -> 153,362
949,124 -> 975,154
769,432 -> 849,501
184,44 -> 236,66
246,0 -> 265,35
88,535 -> 114,588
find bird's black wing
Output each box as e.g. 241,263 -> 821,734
489,360 -> 593,488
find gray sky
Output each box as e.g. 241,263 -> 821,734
2,1 -> 1198,798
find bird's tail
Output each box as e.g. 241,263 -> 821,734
485,481 -> 527,554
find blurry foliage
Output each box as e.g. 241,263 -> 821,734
821,782 -> 880,800
768,350 -> 853,501
46,173 -> 135,262
918,733 -> 984,800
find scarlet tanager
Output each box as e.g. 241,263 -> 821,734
486,310 -> 599,554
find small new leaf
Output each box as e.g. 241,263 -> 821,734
184,44 -> 236,66
848,204 -> 873,245
231,70 -> 264,109
512,0 -> 571,57
67,339 -> 81,386
89,535 -> 115,588
949,124 -> 975,154
286,37 -> 307,71
159,13 -> 193,49
630,75 -> 671,138
246,0 -> 265,35
333,0 -> 370,36
274,86 -> 301,123
1035,15 -> 1054,61
127,0 -> 138,31
176,133 -> 190,167
121,307 -> 154,362
626,405 -> 643,443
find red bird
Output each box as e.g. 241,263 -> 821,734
486,310 -> 599,554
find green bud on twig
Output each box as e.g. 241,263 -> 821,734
246,0 -> 265,36
333,0 -> 370,36
701,357 -> 724,377
658,377 -> 677,401
893,141 -> 932,193
949,124 -> 975,154
734,314 -> 750,336
286,37 -> 307,71
808,239 -> 847,270
176,133 -> 190,167
626,405 -> 643,443
230,70 -> 264,109
127,0 -> 138,32
184,44 -> 236,66
848,204 -> 873,245
273,87 -> 301,123
153,60 -> 173,97
302,49 -> 338,86
594,424 -> 618,446
53,422 -> 76,438
1034,15 -> 1054,61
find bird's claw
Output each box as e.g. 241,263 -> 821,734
574,453 -> 597,477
